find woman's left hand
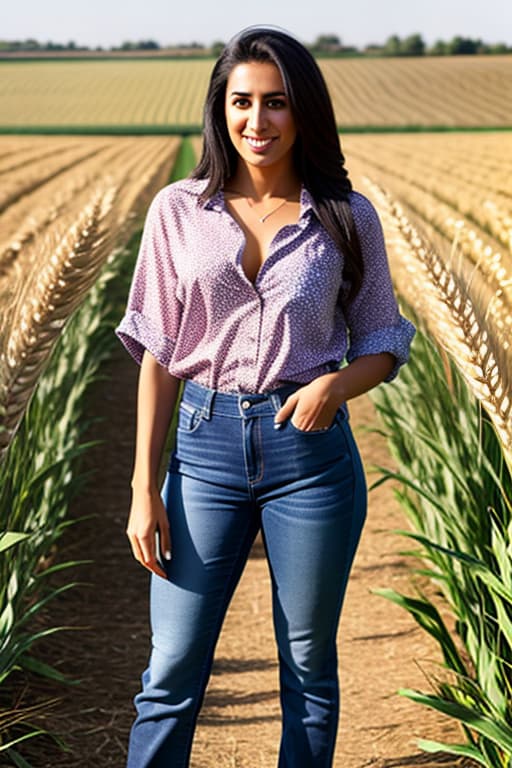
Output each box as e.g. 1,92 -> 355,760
274,372 -> 343,432
274,354 -> 396,431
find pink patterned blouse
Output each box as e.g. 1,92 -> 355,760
115,177 -> 415,393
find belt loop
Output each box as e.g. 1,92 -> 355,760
202,388 -> 215,420
269,392 -> 281,414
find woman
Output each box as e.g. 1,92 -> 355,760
116,25 -> 415,768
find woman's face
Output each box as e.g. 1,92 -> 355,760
224,60 -> 297,172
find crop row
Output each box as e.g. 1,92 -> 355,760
0,135 -> 180,453
1,131 -> 511,764
343,133 -> 512,374
1,56 -> 511,128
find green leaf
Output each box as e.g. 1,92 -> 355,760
368,466 -> 449,514
417,738 -> 488,766
399,531 -> 483,566
0,625 -> 79,685
16,581 -> 81,630
20,654 -> 81,685
0,730 -> 46,752
400,688 -> 512,753
373,588 -> 467,675
0,532 -> 31,554
475,568 -> 512,606
34,558 -> 92,578
5,749 -> 34,768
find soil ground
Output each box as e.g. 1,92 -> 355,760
14,344 -> 471,768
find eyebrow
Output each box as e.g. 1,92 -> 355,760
230,90 -> 286,98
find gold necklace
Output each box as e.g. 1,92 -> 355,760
224,189 -> 290,224
246,196 -> 288,223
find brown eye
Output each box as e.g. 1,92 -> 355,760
268,99 -> 286,109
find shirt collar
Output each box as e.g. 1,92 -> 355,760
299,185 -> 318,221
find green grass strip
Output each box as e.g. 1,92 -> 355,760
0,125 -> 203,135
0,55 -> 215,63
0,124 -> 511,135
169,137 -> 198,182
338,124 -> 512,133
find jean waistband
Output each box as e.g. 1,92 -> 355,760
181,379 -> 302,419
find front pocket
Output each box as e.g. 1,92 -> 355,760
177,402 -> 203,433
288,410 -> 342,436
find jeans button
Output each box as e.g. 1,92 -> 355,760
242,400 -> 251,410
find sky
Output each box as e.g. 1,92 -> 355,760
3,0 -> 512,49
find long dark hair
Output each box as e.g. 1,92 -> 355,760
192,26 -> 364,299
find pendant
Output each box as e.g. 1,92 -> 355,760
256,198 -> 287,223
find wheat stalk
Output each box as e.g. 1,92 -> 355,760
0,184 -> 118,458
363,177 -> 512,468
0,137 -> 181,460
0,136 -> 179,284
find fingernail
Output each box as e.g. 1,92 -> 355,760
274,421 -> 283,430
164,550 -> 172,560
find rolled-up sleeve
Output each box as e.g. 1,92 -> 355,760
115,189 -> 182,368
345,193 -> 415,382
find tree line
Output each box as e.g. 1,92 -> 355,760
299,33 -> 511,56
0,33 -> 510,57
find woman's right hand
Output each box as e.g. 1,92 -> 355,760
126,486 -> 171,579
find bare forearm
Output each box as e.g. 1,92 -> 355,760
329,352 -> 395,405
131,350 -> 181,492
274,353 -> 395,430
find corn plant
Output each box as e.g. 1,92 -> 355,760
370,323 -> 511,767
0,252 -> 123,761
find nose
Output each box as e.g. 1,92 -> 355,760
247,102 -> 268,132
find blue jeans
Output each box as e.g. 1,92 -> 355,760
126,379 -> 367,768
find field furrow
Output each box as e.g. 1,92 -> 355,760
1,56 -> 511,128
0,136 -> 180,357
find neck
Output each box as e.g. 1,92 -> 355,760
229,161 -> 301,201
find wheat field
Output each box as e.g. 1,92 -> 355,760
342,133 -> 512,457
0,135 -> 180,450
1,129 -> 511,451
1,55 -> 511,128
344,133 -> 512,305
1,38 -> 511,767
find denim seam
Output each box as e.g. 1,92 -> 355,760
249,418 -> 265,485
322,419 -> 365,754
241,419 -> 257,501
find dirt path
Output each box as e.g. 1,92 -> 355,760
21,344 -> 469,767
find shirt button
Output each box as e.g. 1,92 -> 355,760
242,400 -> 251,410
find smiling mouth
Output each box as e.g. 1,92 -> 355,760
244,136 -> 276,150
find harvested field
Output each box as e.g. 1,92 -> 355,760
1,56 -> 511,128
